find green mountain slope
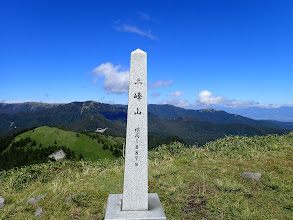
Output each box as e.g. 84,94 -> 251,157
2,102 -> 293,130
149,115 -> 287,145
1,133 -> 292,219
0,102 -> 289,145
0,101 -> 127,137
148,104 -> 293,129
4,126 -> 123,161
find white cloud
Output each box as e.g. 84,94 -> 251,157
161,98 -> 190,108
92,62 -> 129,94
148,80 -> 173,89
170,91 -> 184,97
157,90 -> 292,110
197,90 -> 225,105
228,100 -> 256,107
176,99 -> 190,108
195,90 -> 284,108
114,24 -> 155,40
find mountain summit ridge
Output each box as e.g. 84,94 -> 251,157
0,101 -> 291,145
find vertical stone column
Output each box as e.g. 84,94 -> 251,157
104,49 -> 166,220
122,48 -> 148,211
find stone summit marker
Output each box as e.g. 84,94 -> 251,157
105,49 -> 166,220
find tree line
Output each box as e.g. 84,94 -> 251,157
84,133 -> 123,157
0,127 -> 37,153
0,137 -> 83,171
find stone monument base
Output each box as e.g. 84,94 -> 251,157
104,193 -> 166,220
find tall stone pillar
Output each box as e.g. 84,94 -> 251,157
122,48 -> 148,210
104,49 -> 166,220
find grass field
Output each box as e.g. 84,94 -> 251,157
89,133 -> 125,147
1,132 -> 292,219
11,126 -> 121,160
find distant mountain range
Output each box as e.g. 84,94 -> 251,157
148,105 -> 293,129
216,106 -> 293,122
0,102 -> 60,114
0,101 -> 292,145
0,101 -> 127,138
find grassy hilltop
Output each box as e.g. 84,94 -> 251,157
0,126 -> 126,171
4,126 -> 125,161
1,133 -> 293,219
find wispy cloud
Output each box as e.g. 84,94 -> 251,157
148,80 -> 173,89
92,62 -> 129,94
196,90 -> 282,108
159,90 -> 293,110
170,91 -> 184,97
137,12 -> 158,22
114,24 -> 155,40
161,98 -> 190,108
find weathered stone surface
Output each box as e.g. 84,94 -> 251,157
122,48 -> 148,211
34,207 -> 43,216
105,49 -> 166,219
27,195 -> 45,205
0,198 -> 4,208
242,172 -> 261,181
48,149 -> 66,161
105,194 -> 166,220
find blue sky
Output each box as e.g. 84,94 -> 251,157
1,0 -> 292,109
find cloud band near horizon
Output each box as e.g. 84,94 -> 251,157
92,62 -> 173,94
